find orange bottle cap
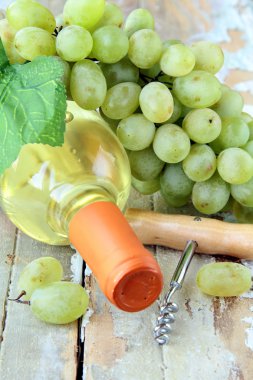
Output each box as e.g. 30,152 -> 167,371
69,201 -> 163,312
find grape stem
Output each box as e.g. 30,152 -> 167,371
52,26 -> 63,37
139,71 -> 173,89
8,290 -> 26,302
8,299 -> 30,306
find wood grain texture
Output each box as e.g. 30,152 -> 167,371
0,0 -> 253,379
0,227 -> 81,380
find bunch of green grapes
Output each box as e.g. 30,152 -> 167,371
2,0 -> 253,220
12,257 -> 89,324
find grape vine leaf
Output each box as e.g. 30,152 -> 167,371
0,39 -> 67,175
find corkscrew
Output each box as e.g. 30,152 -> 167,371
154,240 -> 197,345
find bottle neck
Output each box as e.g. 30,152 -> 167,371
47,183 -> 116,237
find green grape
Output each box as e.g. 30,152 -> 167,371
116,114 -> 155,151
242,140 -> 253,158
128,147 -> 164,181
241,112 -> 253,124
163,94 -> 182,124
160,163 -> 194,199
0,19 -> 25,64
231,177 -> 253,207
212,117 -> 249,150
56,26 -> 93,62
63,0 -> 105,30
14,27 -> 56,61
153,124 -> 191,163
183,144 -> 216,182
217,148 -> 253,185
30,282 -> 89,324
7,0 -> 56,33
91,26 -> 129,64
160,44 -> 195,77
162,39 -> 182,50
99,109 -> 119,133
124,8 -> 154,37
55,13 -> 65,29
99,57 -> 139,88
70,60 -> 107,110
131,176 -> 160,195
212,89 -> 244,118
161,193 -> 190,207
140,63 -> 161,80
128,29 -> 162,69
191,41 -> 224,74
181,104 -> 193,118
158,73 -> 174,89
101,82 -> 141,120
173,70 -> 222,108
248,120 -> 253,140
52,56 -> 71,92
208,138 -> 224,155
17,257 -> 63,301
92,2 -> 124,30
196,262 -> 252,297
139,82 -> 174,123
182,108 -> 221,143
192,172 -> 230,214
233,201 -> 253,223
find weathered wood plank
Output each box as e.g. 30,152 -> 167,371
83,189 -> 165,380
0,211 -> 16,345
154,193 -> 253,380
0,230 -> 82,380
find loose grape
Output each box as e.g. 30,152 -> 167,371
63,0 -> 105,30
17,257 -> 63,300
124,8 -> 154,37
56,26 -> 93,62
92,26 -> 129,64
173,70 -> 222,108
139,82 -> 174,123
196,262 -> 252,297
183,144 -> 217,182
30,282 -> 89,324
212,117 -> 249,150
231,177 -> 253,207
191,41 -> 224,74
99,57 -> 139,89
182,108 -> 221,144
128,29 -> 162,69
7,0 -> 56,33
217,148 -> 253,185
101,82 -> 141,120
14,27 -> 56,61
132,176 -> 160,195
70,60 -> 107,110
192,172 -> 230,214
116,114 -> 155,151
129,147 -> 164,181
160,44 -> 195,77
153,124 -> 191,163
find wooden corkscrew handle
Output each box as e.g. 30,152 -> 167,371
126,208 -> 253,259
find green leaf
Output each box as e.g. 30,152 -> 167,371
0,39 -> 67,175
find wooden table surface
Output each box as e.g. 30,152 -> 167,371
1,1 -> 253,379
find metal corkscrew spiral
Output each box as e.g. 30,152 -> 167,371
154,240 -> 198,345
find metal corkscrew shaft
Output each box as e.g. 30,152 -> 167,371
154,240 -> 198,345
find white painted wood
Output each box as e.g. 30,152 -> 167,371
0,212 -> 16,344
0,230 -> 81,380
